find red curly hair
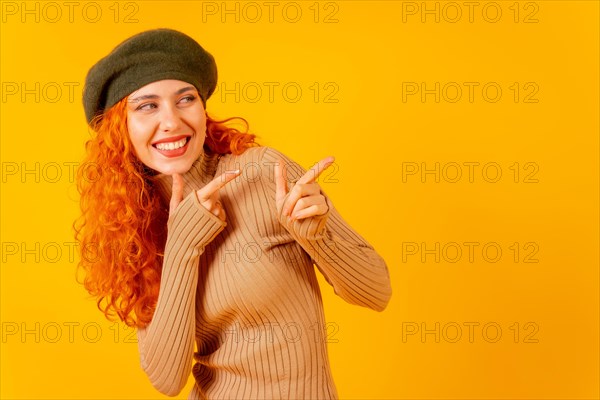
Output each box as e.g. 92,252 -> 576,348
73,96 -> 258,328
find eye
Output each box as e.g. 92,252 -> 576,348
179,95 -> 196,104
135,102 -> 157,111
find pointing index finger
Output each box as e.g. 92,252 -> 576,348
197,169 -> 241,202
297,156 -> 335,185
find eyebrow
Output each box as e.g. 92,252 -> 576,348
128,86 -> 196,103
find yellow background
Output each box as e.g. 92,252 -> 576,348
1,1 -> 598,399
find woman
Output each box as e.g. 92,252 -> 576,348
75,28 -> 392,399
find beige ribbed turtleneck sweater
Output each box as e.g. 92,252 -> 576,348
135,146 -> 392,399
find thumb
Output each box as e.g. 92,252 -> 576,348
169,173 -> 184,213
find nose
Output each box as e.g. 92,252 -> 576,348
158,104 -> 182,132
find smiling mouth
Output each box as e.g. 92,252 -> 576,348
152,136 -> 192,158
153,136 -> 190,151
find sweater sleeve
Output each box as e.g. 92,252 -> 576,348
135,191 -> 226,396
260,147 -> 392,312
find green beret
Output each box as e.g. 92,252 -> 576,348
82,28 -> 218,124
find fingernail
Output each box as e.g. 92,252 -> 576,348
226,169 -> 240,174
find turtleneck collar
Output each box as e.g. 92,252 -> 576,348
149,149 -> 223,204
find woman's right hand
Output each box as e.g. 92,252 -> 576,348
169,169 -> 241,222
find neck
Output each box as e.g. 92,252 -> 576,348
149,149 -> 222,204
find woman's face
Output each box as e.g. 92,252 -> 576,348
126,79 -> 206,175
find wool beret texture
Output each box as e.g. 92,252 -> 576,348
82,28 -> 218,124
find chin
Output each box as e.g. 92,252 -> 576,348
150,159 -> 194,176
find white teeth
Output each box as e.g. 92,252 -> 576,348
155,137 -> 187,151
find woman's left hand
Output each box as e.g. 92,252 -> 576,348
275,156 -> 335,221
